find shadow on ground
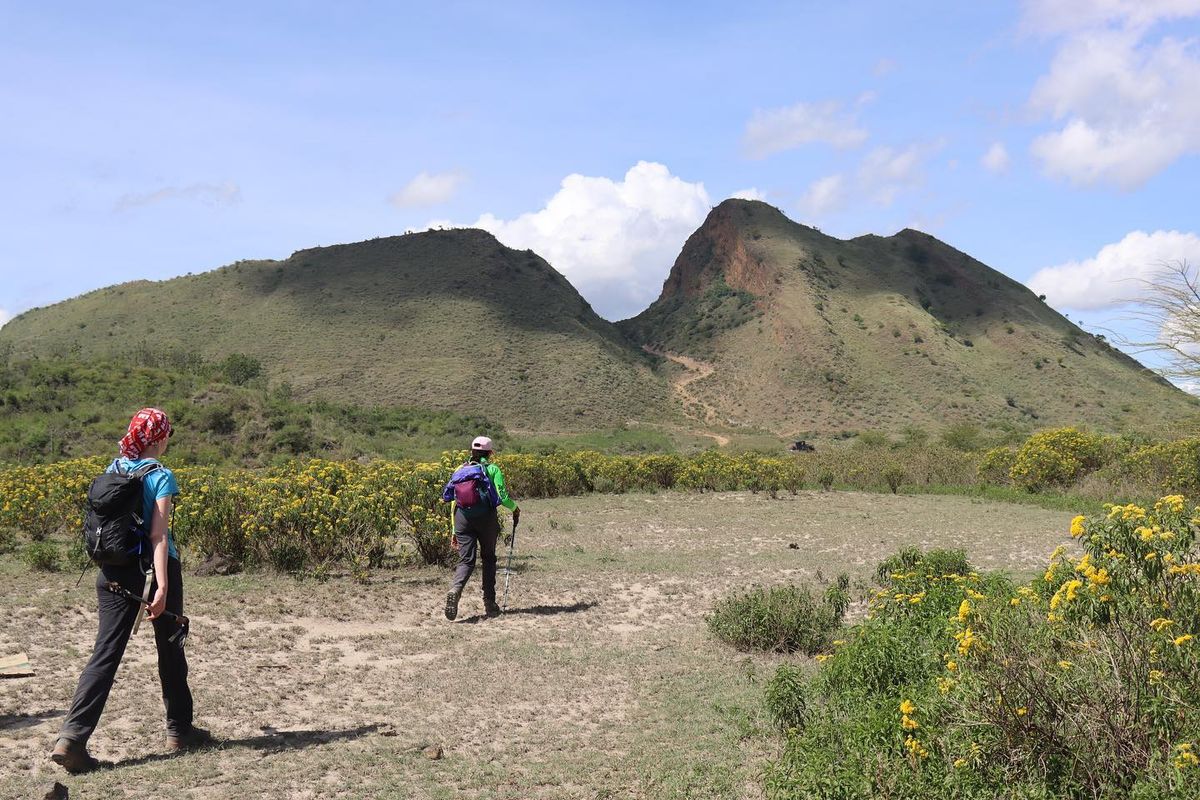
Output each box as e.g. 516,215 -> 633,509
108,724 -> 383,769
0,709 -> 64,732
456,600 -> 598,624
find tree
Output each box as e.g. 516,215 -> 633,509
1120,260 -> 1200,380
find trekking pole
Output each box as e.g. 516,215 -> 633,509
103,582 -> 190,645
501,517 -> 519,613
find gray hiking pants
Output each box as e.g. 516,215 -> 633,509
449,508 -> 500,602
59,558 -> 193,744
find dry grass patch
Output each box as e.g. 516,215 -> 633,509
0,490 -> 1074,798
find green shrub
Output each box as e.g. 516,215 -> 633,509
0,525 -> 17,555
23,541 -> 61,572
708,581 -> 848,654
65,535 -> 92,572
764,664 -> 808,732
220,352 -> 262,385
941,423 -> 983,452
976,446 -> 1016,485
816,469 -> 835,491
875,547 -> 972,586
881,463 -> 905,493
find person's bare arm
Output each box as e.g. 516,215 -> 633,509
146,496 -> 171,619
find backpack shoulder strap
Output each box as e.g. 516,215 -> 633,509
131,462 -> 163,479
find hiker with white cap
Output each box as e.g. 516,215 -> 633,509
441,435 -> 520,620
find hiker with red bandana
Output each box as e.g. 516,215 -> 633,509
52,408 -> 211,773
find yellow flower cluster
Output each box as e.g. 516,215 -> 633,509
898,699 -> 920,731
904,735 -> 929,759
1107,503 -> 1148,522
955,627 -> 978,656
1070,514 -> 1086,538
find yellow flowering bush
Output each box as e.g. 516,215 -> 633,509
1118,439 -> 1200,497
0,457 -> 104,539
764,512 -> 1200,799
1008,427 -> 1110,491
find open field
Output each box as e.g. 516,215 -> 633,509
0,490 -> 1076,799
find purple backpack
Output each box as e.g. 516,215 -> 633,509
442,463 -> 500,516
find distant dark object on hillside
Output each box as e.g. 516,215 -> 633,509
789,440 -> 815,452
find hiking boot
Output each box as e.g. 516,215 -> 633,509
484,600 -> 502,617
166,725 -> 214,752
50,737 -> 99,773
444,590 -> 461,621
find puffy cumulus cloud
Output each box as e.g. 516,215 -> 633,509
115,181 -> 241,211
799,174 -> 847,216
447,162 -> 711,320
1027,230 -> 1200,309
390,171 -> 465,208
982,142 -> 1011,173
742,100 -> 868,159
729,187 -> 767,201
1025,5 -> 1200,188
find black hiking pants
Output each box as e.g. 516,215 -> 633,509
450,508 -> 500,603
58,558 -> 193,744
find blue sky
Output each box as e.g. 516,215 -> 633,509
3,1 -> 1200,374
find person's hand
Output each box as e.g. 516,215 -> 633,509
147,587 -> 167,620
450,535 -> 459,550
512,507 -> 521,526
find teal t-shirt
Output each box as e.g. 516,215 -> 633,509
108,457 -> 180,560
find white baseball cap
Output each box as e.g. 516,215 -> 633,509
471,436 -> 495,452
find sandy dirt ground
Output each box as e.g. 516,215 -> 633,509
0,490 -> 1077,799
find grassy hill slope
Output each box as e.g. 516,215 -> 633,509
0,354 -> 505,465
0,230 -> 670,431
620,199 -> 1198,438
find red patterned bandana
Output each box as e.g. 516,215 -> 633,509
119,408 -> 172,459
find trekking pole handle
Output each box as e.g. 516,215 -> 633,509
103,582 -> 189,626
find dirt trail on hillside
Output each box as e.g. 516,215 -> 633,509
642,346 -> 730,446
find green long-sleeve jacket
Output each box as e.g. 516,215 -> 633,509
481,458 -> 518,511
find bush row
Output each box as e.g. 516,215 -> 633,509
7,428 -> 1200,572
757,501 -> 1200,799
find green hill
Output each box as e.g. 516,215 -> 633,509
619,199 -> 1198,438
0,229 -> 670,432
4,204 -> 1194,446
0,354 -> 506,465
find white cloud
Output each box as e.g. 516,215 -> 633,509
1027,230 -> 1200,308
1021,0 -> 1200,35
797,141 -> 937,218
858,143 -> 933,206
1025,6 -> 1200,188
799,175 -> 847,215
444,161 -> 711,320
742,100 -> 868,159
0,308 -> 11,329
115,181 -> 241,211
982,142 -> 1011,173
1173,378 -> 1200,395
729,187 -> 766,201
390,171 -> 465,208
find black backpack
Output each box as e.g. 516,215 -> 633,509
82,463 -> 162,566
